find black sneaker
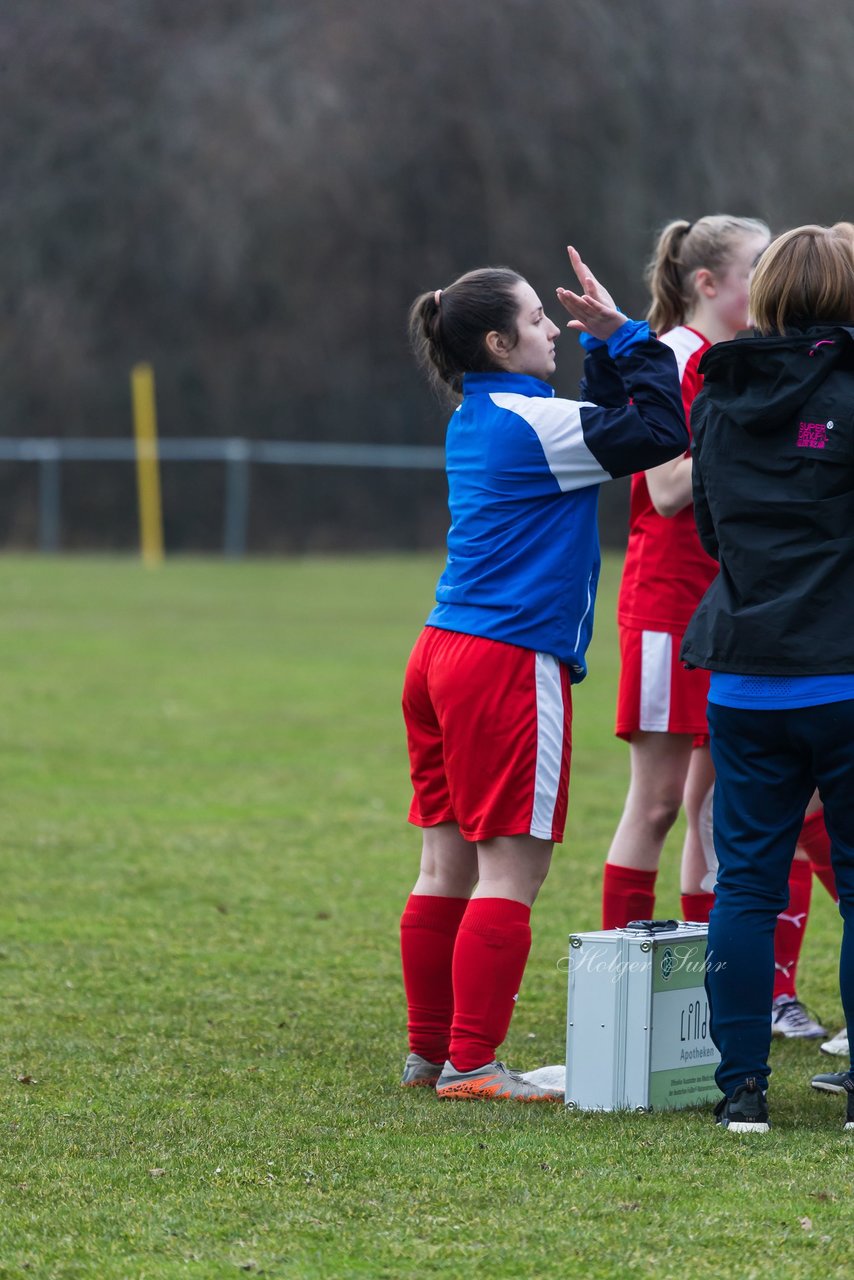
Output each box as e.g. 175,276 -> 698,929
843,1077 -> 854,1132
811,1069 -> 853,1096
714,1078 -> 770,1133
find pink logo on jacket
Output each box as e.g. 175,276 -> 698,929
796,421 -> 831,449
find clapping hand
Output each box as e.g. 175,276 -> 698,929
556,246 -> 625,342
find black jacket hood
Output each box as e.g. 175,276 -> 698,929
697,325 -> 854,435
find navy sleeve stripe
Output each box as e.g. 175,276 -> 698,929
579,347 -> 629,408
579,340 -> 688,478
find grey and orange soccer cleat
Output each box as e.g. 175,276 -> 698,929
400,1053 -> 444,1088
435,1059 -> 563,1103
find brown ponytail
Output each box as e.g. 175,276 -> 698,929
408,267 -> 524,398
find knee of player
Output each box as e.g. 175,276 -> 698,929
637,794 -> 684,840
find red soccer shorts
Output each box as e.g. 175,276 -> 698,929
615,625 -> 710,740
402,626 -> 572,843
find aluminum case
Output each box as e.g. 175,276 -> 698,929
564,920 -> 721,1112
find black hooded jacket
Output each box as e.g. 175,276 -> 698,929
680,325 -> 854,674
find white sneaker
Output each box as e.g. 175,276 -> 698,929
771,997 -> 827,1039
521,1064 -> 566,1093
820,1027 -> 849,1057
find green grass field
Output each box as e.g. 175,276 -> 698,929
0,553 -> 851,1280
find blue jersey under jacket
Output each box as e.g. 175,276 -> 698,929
426,338 -> 686,680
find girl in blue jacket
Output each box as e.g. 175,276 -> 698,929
399,248 -> 688,1101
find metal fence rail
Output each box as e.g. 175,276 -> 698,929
0,438 -> 446,556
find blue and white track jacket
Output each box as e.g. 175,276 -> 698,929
426,338 -> 686,680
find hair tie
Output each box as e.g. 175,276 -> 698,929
434,289 -> 442,307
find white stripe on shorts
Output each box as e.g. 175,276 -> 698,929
640,630 -> 672,732
531,652 -> 565,839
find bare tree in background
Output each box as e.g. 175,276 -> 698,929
0,0 -> 852,548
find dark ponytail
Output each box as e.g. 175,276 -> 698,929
408,267 -> 524,398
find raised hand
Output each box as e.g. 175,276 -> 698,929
556,245 -> 625,342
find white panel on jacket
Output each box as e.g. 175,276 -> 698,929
489,393 -> 611,492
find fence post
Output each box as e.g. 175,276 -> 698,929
37,441 -> 61,552
131,363 -> 165,566
223,439 -> 250,557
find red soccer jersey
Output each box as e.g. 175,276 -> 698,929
617,326 -> 718,633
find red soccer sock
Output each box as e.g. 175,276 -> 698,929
448,897 -> 532,1073
799,810 -> 837,902
602,863 -> 657,930
773,858 -> 813,1001
400,893 -> 469,1064
680,892 -> 715,923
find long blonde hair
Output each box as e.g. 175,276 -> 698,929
646,215 -> 771,333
